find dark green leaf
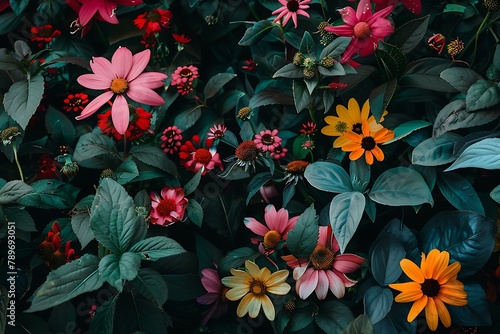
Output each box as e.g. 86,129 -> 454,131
387,15 -> 430,54
204,73 -> 237,99
132,268 -> 168,306
448,282 -> 492,326
340,314 -> 374,334
400,58 -> 456,92
330,192 -> 365,254
374,219 -> 419,263
289,305 -> 314,332
18,179 -> 80,209
293,79 -> 311,113
173,107 -> 202,131
283,182 -> 295,207
385,120 -> 431,144
491,184 -> 500,204
4,75 -> 44,129
48,302 -> 76,333
323,89 -> 336,113
374,42 -> 407,80
9,0 -> 29,15
129,236 -> 185,261
239,20 -> 275,46
318,61 -> 347,76
71,195 -> 95,249
371,236 -> 405,286
162,274 -> 205,301
249,88 -> 294,108
44,56 -> 91,71
246,171 -> 273,205
315,301 -> 354,333
446,138 -> 500,171
364,286 -> 393,325
304,161 -> 353,193
45,106 -> 76,146
350,159 -> 370,193
5,206 -> 36,232
89,297 -> 116,334
440,68 -> 483,93
369,79 -> 397,122
115,159 -> 139,185
130,145 -> 178,177
437,172 -> 484,214
466,80 -> 500,111
73,133 -> 122,169
292,135 -> 310,159
373,303 -> 415,334
0,180 -> 33,205
26,254 -> 103,312
320,37 -> 351,59
0,54 -> 21,71
219,247 -> 257,275
337,65 -> 377,95
187,199 -> 203,227
412,132 -> 461,166
0,12 -> 23,35
99,252 -> 141,291
183,168 -> 203,196
273,63 -> 304,79
0,286 -> 6,333
299,31 -> 316,56
287,204 -> 319,259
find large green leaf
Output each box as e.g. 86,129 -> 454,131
293,79 -> 311,113
374,42 -> 407,80
73,133 -> 122,169
0,54 -> 21,71
319,37 -> 351,59
448,282 -> 492,326
26,254 -> 103,312
329,192 -> 365,254
129,236 -> 185,261
89,297 -> 116,334
437,172 -> 484,214
114,159 -> 139,185
385,120 -> 431,144
204,73 -> 237,99
440,67 -> 483,93
287,204 -> 319,259
340,314 -> 373,334
0,180 -> 33,205
17,179 -> 80,209
304,161 -> 353,193
273,63 -> 304,79
299,31 -> 316,56
71,195 -> 95,249
45,106 -> 76,146
130,145 -> 178,177
364,286 -> 393,325
369,167 -> 434,207
4,75 -> 44,129
446,138 -> 500,171
368,79 -> 397,122
400,58 -> 456,93
239,20 -> 275,46
370,236 -> 405,286
411,132 -> 461,166
98,252 -> 141,291
466,79 -> 500,111
315,301 -> 354,333
186,199 -> 203,227
132,268 -> 168,306
248,88 -> 294,109
420,211 -> 496,278
387,15 -> 430,54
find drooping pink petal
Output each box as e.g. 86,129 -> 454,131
77,73 -> 111,90
129,49 -> 152,81
78,0 -> 100,26
89,56 -> 114,81
326,270 -> 346,298
111,95 -> 130,134
297,268 -> 318,299
244,218 -> 269,237
96,0 -> 119,24
112,47 -> 133,79
324,24 -> 354,36
315,270 -> 329,300
356,0 -> 373,22
75,91 -> 114,120
338,6 -> 357,26
126,84 -> 165,105
201,269 -> 221,292
333,253 -> 364,273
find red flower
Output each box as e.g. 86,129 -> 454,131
328,82 -> 349,90
140,33 -> 157,49
179,135 -> 224,175
36,154 -> 60,180
150,186 -> 188,226
97,105 -> 152,141
172,33 -> 191,44
428,33 -> 446,54
134,8 -> 173,34
300,121 -> 317,135
242,59 -> 258,72
62,93 -> 89,113
30,24 -> 61,48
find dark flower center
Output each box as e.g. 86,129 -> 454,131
180,68 -> 193,77
286,0 -> 300,12
157,198 -> 177,216
421,278 -> 440,297
361,136 -> 376,150
194,148 -> 213,165
235,141 -> 259,161
146,10 -> 161,22
250,280 -> 267,296
262,134 -> 275,145
310,245 -> 334,270
39,27 -> 53,37
352,123 -> 362,134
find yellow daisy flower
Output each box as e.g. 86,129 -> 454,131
389,249 -> 468,331
321,98 -> 388,148
221,260 -> 291,321
340,120 -> 394,165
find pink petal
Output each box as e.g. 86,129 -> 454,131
128,49 -> 152,81
111,95 -> 130,134
264,205 -> 277,228
131,72 -> 167,89
126,85 -> 165,106
356,0 -> 373,22
324,24 -> 354,36
368,18 -> 394,38
271,7 -> 287,15
89,56 -> 114,82
326,270 -> 346,298
315,270 -> 329,300
112,47 -> 133,79
281,12 -> 292,26
333,254 -> 364,273
201,270 -> 221,292
357,38 -> 378,56
244,218 -> 269,237
75,91 -> 113,120
338,6 -> 357,26
268,207 -> 289,233
197,292 -> 219,305
367,4 -> 394,26
331,234 -> 340,253
78,0 -> 99,26
297,268 -> 318,300
291,12 -> 298,28
317,226 -> 328,247
77,73 -> 111,90
96,0 -> 119,24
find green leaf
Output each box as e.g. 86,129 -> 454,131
304,76 -> 319,95
293,80 -> 311,113
315,301 -> 354,333
130,145 -> 178,177
369,167 -> 434,207
187,199 -> 203,227
323,89 -> 336,113
337,65 -> 377,95
132,268 -> 168,306
299,31 -> 316,56
204,73 -> 237,99
340,314 -> 374,334
448,282 -> 492,326
371,236 -> 405,286
287,204 -> 319,259
304,161 -> 353,193
368,79 -> 397,122
162,274 -> 206,301
446,138 -> 500,171
18,179 -> 80,209
350,159 -> 370,193
239,20 -> 274,46
385,120 -> 431,144
329,192 -> 365,254
374,42 -> 407,80
89,297 -> 116,334
71,195 -> 95,249
0,12 -> 23,35
183,168 -> 202,196
364,286 -> 393,325
387,15 -> 430,54
0,54 -> 21,71
219,247 -> 257,275
73,133 -> 122,169
115,159 -> 139,185
45,106 -> 76,146
246,172 -> 273,205
273,63 -> 304,79
10,0 -> 29,15
440,68 -> 483,93
99,252 -> 141,291
0,180 -> 33,205
48,302 -> 76,333
90,178 -> 146,253
4,75 -> 44,129
491,184 -> 500,204
399,58 -> 456,92
5,206 -> 36,232
292,135 -> 310,160
129,236 -> 185,261
26,254 -> 103,312
420,211 -> 497,278
437,172 -> 484,214
319,37 -> 351,59
248,88 -> 294,109
173,107 -> 202,131
412,132 -> 461,167
466,80 -> 500,111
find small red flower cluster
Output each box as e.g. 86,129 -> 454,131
37,222 -> 76,270
97,105 -> 152,141
30,24 -> 61,48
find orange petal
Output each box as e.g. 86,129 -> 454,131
437,262 -> 461,285
407,296 -> 427,322
434,297 -> 452,328
349,149 -> 364,161
371,146 -> 385,162
421,249 -> 443,279
361,120 -> 370,136
343,131 -> 362,142
438,286 -> 467,306
431,250 -> 450,280
390,283 -> 423,302
364,150 -> 374,165
389,281 -> 422,293
425,296 -> 439,331
342,143 -> 362,152
401,259 -> 425,283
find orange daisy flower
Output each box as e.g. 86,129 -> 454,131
340,120 -> 393,165
389,249 -> 468,331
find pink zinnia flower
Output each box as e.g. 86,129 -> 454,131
272,0 -> 311,28
179,135 -> 223,175
270,144 -> 287,160
161,125 -> 183,155
282,225 -> 364,300
171,65 -> 199,95
76,47 -> 167,135
324,0 -> 394,62
197,268 -> 229,325
254,129 -> 282,152
150,186 -> 188,226
207,124 -> 227,140
244,204 -> 299,255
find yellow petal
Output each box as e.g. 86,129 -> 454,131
225,287 -> 250,301
333,136 -> 350,148
324,116 -> 342,126
437,262 -> 461,285
261,295 -> 276,321
222,275 -> 251,288
245,260 -> 260,278
425,296 -> 439,331
266,269 -> 289,286
258,267 -> 271,282
247,295 -> 262,318
236,293 -> 253,318
434,297 -> 452,328
360,99 -> 370,121
267,282 -> 291,295
407,295 -> 427,322
400,259 -> 425,283
336,104 -> 356,126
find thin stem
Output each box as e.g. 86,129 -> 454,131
467,11 -> 491,67
122,136 -> 127,160
12,144 -> 24,181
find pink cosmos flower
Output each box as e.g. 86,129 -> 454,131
324,0 -> 394,62
372,0 -> 421,15
197,268 -> 229,325
150,186 -> 188,226
179,135 -> 224,175
76,47 -> 167,135
282,225 -> 364,300
254,129 -> 282,152
272,0 -> 311,28
244,204 -> 299,255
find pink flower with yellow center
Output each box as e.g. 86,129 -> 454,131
76,47 -> 167,134
150,186 -> 188,226
179,135 -> 223,175
272,0 -> 311,28
282,225 -> 364,300
324,0 -> 394,62
254,129 -> 282,152
244,204 -> 299,255
171,65 -> 199,95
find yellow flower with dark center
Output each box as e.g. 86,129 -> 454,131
221,260 -> 290,321
389,249 -> 467,331
340,120 -> 394,165
321,98 -> 388,148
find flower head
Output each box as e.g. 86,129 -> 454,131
244,204 -> 299,254
283,225 -> 364,300
76,0 -> 142,27
150,186 -> 188,226
161,125 -> 183,154
389,250 -> 468,331
242,59 -> 258,72
254,129 -> 282,152
272,0 -> 312,28
221,260 -> 291,321
324,0 -> 394,62
207,124 -> 227,140
234,140 -> 260,171
171,65 -> 199,95
97,105 -> 152,141
172,33 -> 191,45
428,33 -> 446,54
63,93 -> 89,113
1,126 -> 21,146
284,160 -> 310,185
270,145 -> 288,160
76,47 -> 166,134
179,135 -> 223,175
30,24 -> 61,48
134,8 -> 173,34
140,33 -> 157,49
197,268 -> 229,324
300,121 -> 316,135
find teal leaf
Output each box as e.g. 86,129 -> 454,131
130,145 -> 178,177
246,171 -> 273,205
239,20 -> 274,46
89,297 -> 116,334
129,236 -> 185,261
440,68 -> 483,93
371,236 -> 405,286
340,314 -> 374,334
385,120 -> 431,144
399,58 -> 456,93
26,254 -> 103,312
437,172 -> 484,214
0,180 -> 33,205
369,167 -> 434,207
305,76 -> 319,95
329,192 -> 365,254
4,75 -> 44,129
446,138 -> 500,171
466,79 -> 500,111
71,195 -> 95,249
350,159 -> 370,193
293,79 -> 311,113
411,132 -> 461,166
387,15 -> 430,54
273,63 -> 304,79
491,184 -> 500,204
9,0 -> 29,16
98,252 -> 141,291
315,301 -> 354,333
132,268 -> 168,306
183,168 -> 202,196
318,61 -> 346,76
45,106 -> 76,146
287,204 -> 319,259
73,133 -> 122,169
115,159 -> 139,185
283,182 -> 295,207
173,107 -> 202,131
323,89 -> 336,113
364,286 -> 393,325
374,42 -> 407,80
5,206 -> 36,232
187,199 -> 203,227
448,282 -> 492,326
304,161 -> 353,193
248,88 -> 294,109
219,247 -> 257,275
373,303 -> 415,334
299,31 -> 316,56
375,219 -> 419,264
319,37 -> 351,59
368,79 -> 397,122
204,73 -> 237,99
420,211 -> 497,278
0,12 -> 23,35
18,179 -> 80,209
288,304 -> 314,332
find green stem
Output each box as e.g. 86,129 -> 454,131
12,144 -> 24,181
467,11 -> 491,67
122,136 -> 127,160
320,0 -> 327,20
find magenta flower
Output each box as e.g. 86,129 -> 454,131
244,204 -> 299,254
282,225 -> 364,300
197,268 -> 229,325
324,0 -> 394,62
179,135 -> 224,175
272,0 -> 311,28
77,0 -> 143,26
254,129 -> 282,152
207,124 -> 227,140
76,47 -> 167,134
149,186 -> 188,226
